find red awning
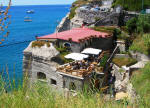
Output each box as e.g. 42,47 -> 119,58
37,27 -> 110,43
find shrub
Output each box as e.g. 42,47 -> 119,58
126,17 -> 137,34
137,15 -> 150,33
31,41 -> 50,48
126,15 -> 150,34
129,34 -> 150,55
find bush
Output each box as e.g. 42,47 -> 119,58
137,15 -> 150,33
126,15 -> 150,34
129,34 -> 150,55
31,41 -> 50,48
126,17 -> 137,34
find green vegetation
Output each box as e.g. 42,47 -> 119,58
100,54 -> 109,67
0,81 -> 132,108
114,28 -> 129,40
112,57 -> 137,67
55,47 -> 73,63
69,6 -> 78,19
92,26 -> 129,40
31,41 -> 50,48
72,0 -> 89,7
129,34 -> 150,55
69,0 -> 90,19
131,62 -> 150,107
136,15 -> 150,33
112,0 -> 150,11
124,15 -> 150,51
126,15 -> 150,34
92,26 -> 116,34
126,17 -> 137,34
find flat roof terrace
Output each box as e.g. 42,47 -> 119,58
57,51 -> 108,78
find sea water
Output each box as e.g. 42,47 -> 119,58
0,5 -> 70,81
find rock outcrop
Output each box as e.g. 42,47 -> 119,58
23,42 -> 64,88
57,13 -> 71,32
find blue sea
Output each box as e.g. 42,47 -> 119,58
0,5 -> 70,81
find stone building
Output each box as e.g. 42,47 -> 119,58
23,27 -> 114,91
23,42 -> 106,91
37,27 -> 113,52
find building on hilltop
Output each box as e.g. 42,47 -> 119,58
36,27 -> 113,52
23,27 -> 115,92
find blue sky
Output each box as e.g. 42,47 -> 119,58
1,0 -> 76,6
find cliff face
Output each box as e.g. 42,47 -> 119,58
57,13 -> 71,32
23,42 -> 63,88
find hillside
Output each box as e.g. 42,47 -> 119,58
112,0 -> 150,11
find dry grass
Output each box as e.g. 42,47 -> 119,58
92,26 -> 116,35
31,41 -> 50,48
112,57 -> 137,67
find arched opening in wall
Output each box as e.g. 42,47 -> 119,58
64,42 -> 71,48
51,79 -> 57,85
64,42 -> 71,50
69,82 -> 76,90
37,72 -> 46,79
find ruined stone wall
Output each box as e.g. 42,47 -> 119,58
63,75 -> 84,91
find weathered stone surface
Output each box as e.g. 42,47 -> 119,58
24,42 -> 59,61
112,64 -> 138,102
57,13 -> 71,32
115,92 -> 128,100
23,42 -> 63,88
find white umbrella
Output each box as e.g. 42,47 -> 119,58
81,48 -> 102,55
65,53 -> 89,61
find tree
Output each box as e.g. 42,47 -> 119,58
0,0 -> 11,44
126,17 -> 137,34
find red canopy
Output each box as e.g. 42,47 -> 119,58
37,27 -> 110,43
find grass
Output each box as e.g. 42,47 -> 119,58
129,34 -> 150,55
112,57 -> 137,67
112,0 -> 150,11
0,76 -> 133,108
92,26 -> 116,35
0,72 -> 148,108
131,62 -> 150,107
31,41 -> 50,48
0,57 -> 149,108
